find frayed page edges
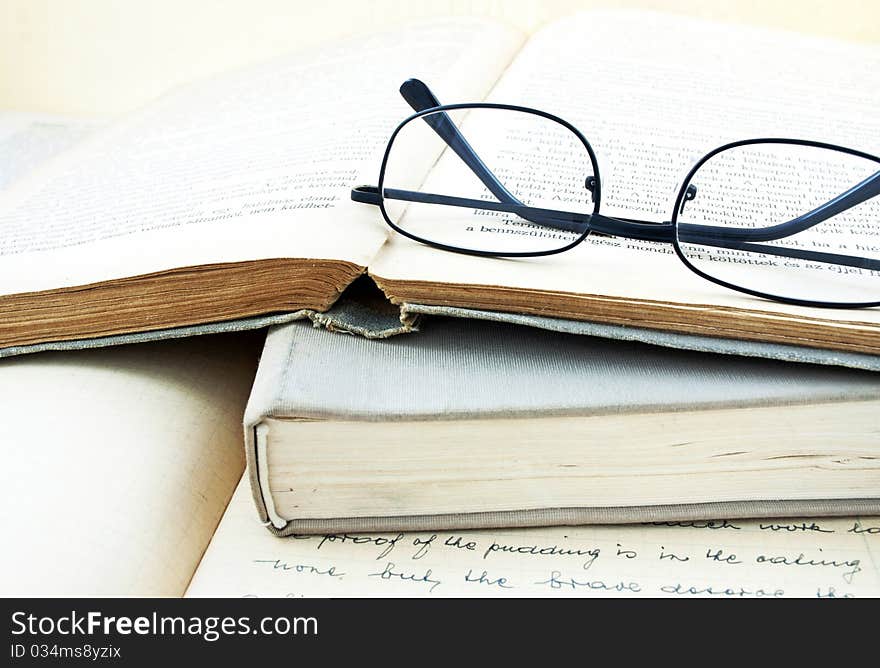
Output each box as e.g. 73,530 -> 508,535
310,274 -> 418,339
0,275 -> 418,358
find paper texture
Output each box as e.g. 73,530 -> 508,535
5,296 -> 879,370
187,478 -> 880,597
0,118 -> 401,357
368,11 -> 880,344
0,333 -> 259,596
0,111 -> 103,189
0,286 -> 416,359
0,18 -> 522,297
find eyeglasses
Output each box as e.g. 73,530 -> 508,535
352,79 -> 880,309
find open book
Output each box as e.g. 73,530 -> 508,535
1,11 -> 879,366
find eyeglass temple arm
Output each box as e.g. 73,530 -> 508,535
353,78 -> 879,264
352,180 -> 878,249
353,79 -> 565,229
688,169 -> 880,243
397,78 -> 523,207
356,186 -> 880,272
401,79 -> 880,241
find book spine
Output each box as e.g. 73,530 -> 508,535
244,324 -> 299,530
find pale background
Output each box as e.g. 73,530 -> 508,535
1,0 -> 878,115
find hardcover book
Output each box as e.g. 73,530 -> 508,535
1,11 -> 879,366
245,317 -> 880,535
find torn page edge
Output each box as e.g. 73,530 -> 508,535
311,274 -> 419,339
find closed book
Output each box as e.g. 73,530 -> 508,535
245,318 -> 880,535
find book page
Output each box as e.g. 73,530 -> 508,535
0,111 -> 104,189
0,119 -> 255,597
0,19 -> 523,296
187,477 -> 880,597
368,10 -> 880,329
0,332 -> 262,596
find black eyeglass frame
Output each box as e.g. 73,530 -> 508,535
671,138 -> 880,309
352,80 -> 880,310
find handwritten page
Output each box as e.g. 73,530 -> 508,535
186,477 -> 880,598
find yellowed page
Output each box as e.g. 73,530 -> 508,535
0,18 -> 523,297
368,10 -> 880,332
187,478 -> 880,597
262,404 -> 880,519
0,333 -> 261,596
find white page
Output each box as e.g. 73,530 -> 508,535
0,111 -> 103,189
187,478 -> 880,598
0,333 -> 261,596
0,116 -> 256,597
369,10 -> 880,330
0,19 -> 523,296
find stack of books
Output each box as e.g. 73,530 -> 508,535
1,10 -> 878,597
